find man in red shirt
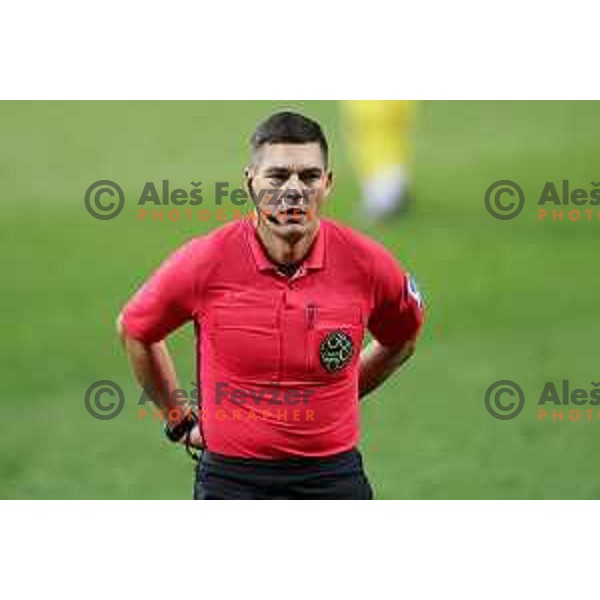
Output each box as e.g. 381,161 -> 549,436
118,111 -> 424,499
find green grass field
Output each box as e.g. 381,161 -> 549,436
2,100 -> 600,499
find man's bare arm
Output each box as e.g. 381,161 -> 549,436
117,315 -> 203,446
358,339 -> 416,400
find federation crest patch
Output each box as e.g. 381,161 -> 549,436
407,274 -> 423,308
319,330 -> 354,373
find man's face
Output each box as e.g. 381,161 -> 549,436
246,142 -> 332,242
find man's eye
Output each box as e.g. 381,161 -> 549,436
301,172 -> 321,182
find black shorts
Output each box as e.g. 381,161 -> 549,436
193,448 -> 374,500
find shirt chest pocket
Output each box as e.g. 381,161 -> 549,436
306,304 -> 364,377
208,303 -> 279,380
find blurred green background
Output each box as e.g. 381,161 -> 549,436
1,101 -> 599,499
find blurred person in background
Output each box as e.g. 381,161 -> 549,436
342,100 -> 415,221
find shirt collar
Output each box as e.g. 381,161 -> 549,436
244,217 -> 326,273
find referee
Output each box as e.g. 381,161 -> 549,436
118,111 -> 425,499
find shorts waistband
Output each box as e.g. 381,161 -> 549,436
201,447 -> 361,471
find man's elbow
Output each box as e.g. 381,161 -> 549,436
403,339 -> 417,358
388,338 -> 416,366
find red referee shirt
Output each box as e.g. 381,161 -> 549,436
121,217 -> 424,458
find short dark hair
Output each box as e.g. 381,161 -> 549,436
250,111 -> 329,167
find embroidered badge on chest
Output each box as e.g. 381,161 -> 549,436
319,330 -> 354,373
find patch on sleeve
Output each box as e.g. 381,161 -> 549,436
407,274 -> 423,308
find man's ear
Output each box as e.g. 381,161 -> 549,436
245,165 -> 257,204
323,169 -> 334,198
244,165 -> 253,189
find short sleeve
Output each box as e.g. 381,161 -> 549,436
120,239 -> 203,343
367,244 -> 425,347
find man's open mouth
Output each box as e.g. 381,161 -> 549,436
281,206 -> 306,215
266,207 -> 307,224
